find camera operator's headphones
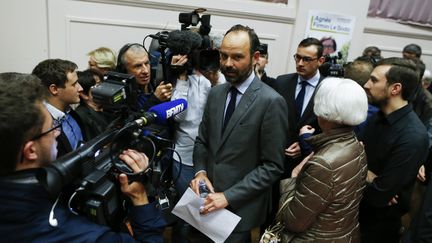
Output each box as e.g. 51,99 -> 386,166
116,43 -> 146,73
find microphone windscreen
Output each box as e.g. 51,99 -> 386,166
149,98 -> 188,122
167,30 -> 202,55
188,31 -> 203,50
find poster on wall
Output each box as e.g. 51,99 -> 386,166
305,10 -> 356,63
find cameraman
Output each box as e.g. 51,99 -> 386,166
0,73 -> 165,242
254,43 -> 276,89
116,43 -> 174,140
116,43 -> 173,111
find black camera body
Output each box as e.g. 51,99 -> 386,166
91,71 -> 138,112
322,52 -> 344,77
148,9 -> 220,84
72,130 -> 175,227
37,114 -> 175,228
69,148 -> 123,228
178,9 -> 219,72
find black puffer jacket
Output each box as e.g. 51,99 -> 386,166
282,127 -> 367,242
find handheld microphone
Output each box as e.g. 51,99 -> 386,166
135,98 -> 188,126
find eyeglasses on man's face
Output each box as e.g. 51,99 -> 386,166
31,120 -> 62,141
293,54 -> 318,63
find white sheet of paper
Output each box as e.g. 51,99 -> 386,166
172,188 -> 241,243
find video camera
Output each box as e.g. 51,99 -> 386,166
147,8 -> 220,84
322,51 -> 344,77
36,99 -> 188,228
91,71 -> 139,113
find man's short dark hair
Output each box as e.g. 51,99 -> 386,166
77,69 -> 99,106
403,44 -> 422,58
363,46 -> 381,57
32,59 -> 78,88
0,73 -> 46,175
344,60 -> 374,86
225,24 -> 260,56
299,37 -> 324,58
411,57 -> 426,80
376,57 -> 419,101
77,69 -> 99,96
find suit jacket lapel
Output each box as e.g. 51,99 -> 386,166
300,98 -> 315,124
287,74 -> 298,110
217,78 -> 260,151
214,84 -> 231,147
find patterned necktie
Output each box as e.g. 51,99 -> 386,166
295,81 -> 309,120
223,87 -> 238,133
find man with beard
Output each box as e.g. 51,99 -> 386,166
359,57 -> 429,243
0,73 -> 165,242
189,24 -> 288,243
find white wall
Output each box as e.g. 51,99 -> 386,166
46,0 -> 297,78
363,18 -> 432,70
1,0 -> 431,77
0,0 -> 49,73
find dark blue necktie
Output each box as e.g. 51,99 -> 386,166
223,87 -> 238,133
295,81 -> 309,120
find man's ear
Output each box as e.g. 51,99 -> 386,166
317,56 -> 326,66
252,51 -> 260,63
15,141 -> 38,171
22,141 -> 38,162
48,84 -> 59,96
390,82 -> 402,96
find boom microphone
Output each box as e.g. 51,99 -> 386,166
136,98 -> 188,125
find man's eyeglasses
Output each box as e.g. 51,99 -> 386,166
31,120 -> 62,141
293,54 -> 318,63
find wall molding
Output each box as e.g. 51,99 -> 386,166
64,15 -> 180,57
364,27 -> 432,41
76,0 -> 297,24
364,18 -> 432,41
379,46 -> 432,57
65,15 -> 280,40
64,15 -> 280,58
66,16 -> 179,31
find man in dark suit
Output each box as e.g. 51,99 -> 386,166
274,37 -> 325,173
190,24 -> 288,243
32,59 -> 87,157
255,43 -> 277,89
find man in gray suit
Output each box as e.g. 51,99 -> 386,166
190,24 -> 288,242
